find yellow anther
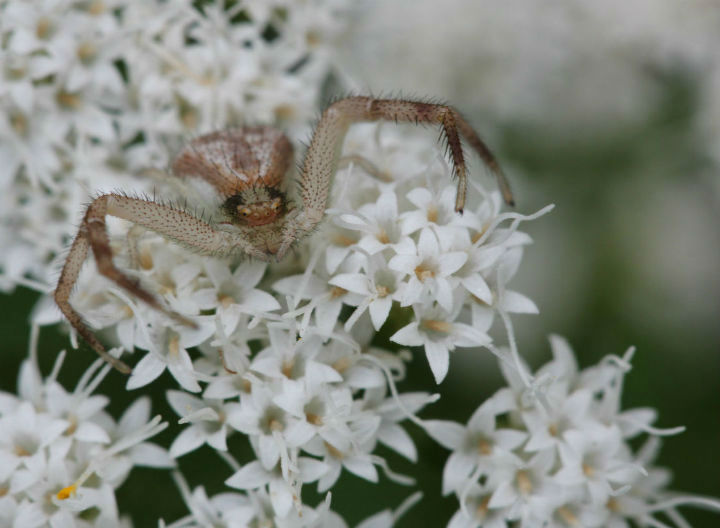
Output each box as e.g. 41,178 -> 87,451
57,484 -> 77,500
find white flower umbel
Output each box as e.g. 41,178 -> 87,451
0,326 -> 170,527
431,336 -> 720,528
0,0 -> 352,290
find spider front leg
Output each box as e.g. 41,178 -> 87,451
277,96 -> 513,259
54,193 -> 250,372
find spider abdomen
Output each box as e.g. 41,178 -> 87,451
171,126 -> 293,197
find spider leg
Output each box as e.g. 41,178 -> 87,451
55,192 -> 248,372
278,96 -> 513,259
84,196 -> 196,329
54,231 -> 133,374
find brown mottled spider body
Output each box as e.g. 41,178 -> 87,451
54,96 -> 514,373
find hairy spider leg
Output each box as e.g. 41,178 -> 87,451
54,193 -> 250,372
278,96 -> 513,259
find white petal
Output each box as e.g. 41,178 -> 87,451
169,426 -> 205,458
424,420 -> 466,450
297,457 -> 329,483
438,252 -> 467,276
368,296 -> 393,330
501,290 -> 538,314
269,478 -> 293,518
460,274 -> 492,304
329,273 -> 370,295
417,228 -> 439,257
127,353 -> 166,390
130,443 -> 174,468
389,322 -> 423,346
343,456 -> 378,482
167,349 -> 202,393
425,339 -> 450,384
441,451 -> 474,495
257,435 -> 279,470
377,423 -> 416,462
226,461 -> 270,489
74,422 -> 111,444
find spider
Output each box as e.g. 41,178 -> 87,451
54,96 -> 514,373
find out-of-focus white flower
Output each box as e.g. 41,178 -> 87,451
0,328 -> 169,527
433,336 -> 720,528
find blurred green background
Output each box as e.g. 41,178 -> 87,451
2,2 -> 720,526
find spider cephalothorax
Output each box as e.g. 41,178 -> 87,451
54,96 -> 514,372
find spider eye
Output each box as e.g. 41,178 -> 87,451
270,198 -> 281,210
239,207 -> 251,216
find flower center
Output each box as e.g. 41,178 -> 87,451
477,438 -> 493,456
376,228 -> 390,244
556,506 -> 580,526
56,90 -> 82,110
475,496 -> 491,519
330,286 -> 347,299
332,233 -> 357,247
516,470 -> 533,495
414,265 -> 435,282
421,319 -> 452,333
325,442 -> 344,459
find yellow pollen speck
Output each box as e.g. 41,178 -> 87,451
516,470 -> 533,495
57,484 -> 77,500
325,442 -> 344,460
476,496 -> 490,519
421,319 -> 452,333
306,412 -> 323,426
376,285 -> 389,298
36,17 -> 52,39
582,463 -> 594,477
477,439 -> 492,455
548,423 -> 558,437
414,266 -> 434,282
139,248 -> 154,270
427,205 -> 439,223
168,335 -> 180,357
64,417 -> 78,436
281,359 -> 294,379
471,223 -> 490,244
88,0 -> 105,15
376,228 -> 390,244
330,286 -> 347,299
269,419 -> 283,432
242,379 -> 252,393
76,41 -> 97,63
332,357 -> 351,373
306,30 -> 321,47
332,233 -> 357,247
56,90 -> 81,109
122,305 -> 134,319
556,506 -> 580,526
274,104 -> 296,121
13,445 -> 30,457
218,293 -> 235,308
606,498 -> 620,512
10,112 -> 28,137
0,487 -> 7,497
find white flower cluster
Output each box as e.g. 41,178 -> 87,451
0,329 -> 170,528
0,0 -> 350,290
29,121 -> 549,524
428,335 -> 717,528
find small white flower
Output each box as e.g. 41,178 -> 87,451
391,302 -> 491,383
389,228 -> 467,312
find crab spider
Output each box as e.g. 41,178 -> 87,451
54,95 -> 514,373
